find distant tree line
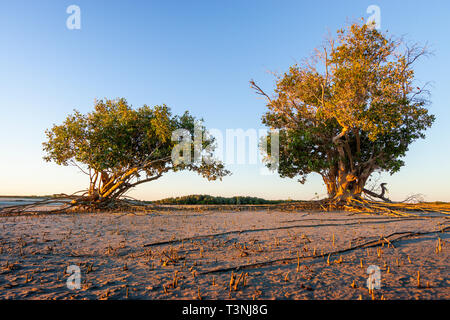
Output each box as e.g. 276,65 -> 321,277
152,194 -> 292,205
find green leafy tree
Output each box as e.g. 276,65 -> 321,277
252,21 -> 434,202
43,98 -> 229,206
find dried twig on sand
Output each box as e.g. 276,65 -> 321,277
199,226 -> 450,275
142,217 -> 429,248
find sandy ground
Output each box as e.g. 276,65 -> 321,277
0,209 -> 448,300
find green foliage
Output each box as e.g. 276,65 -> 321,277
153,194 -> 290,205
254,21 -> 435,199
43,98 -> 230,200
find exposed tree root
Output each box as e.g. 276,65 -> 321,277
1,194 -> 450,218
200,225 -> 450,275
0,193 -> 158,216
344,198 -> 450,217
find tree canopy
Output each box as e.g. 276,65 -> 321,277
252,21 -> 435,202
43,98 -> 229,206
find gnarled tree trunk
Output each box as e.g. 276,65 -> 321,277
321,129 -> 375,203
321,127 -> 376,203
76,166 -> 164,209
322,170 -> 371,203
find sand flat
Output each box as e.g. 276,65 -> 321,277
0,210 -> 448,299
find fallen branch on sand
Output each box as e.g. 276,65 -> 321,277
199,225 -> 450,275
0,193 -> 157,216
142,217 -> 432,248
363,183 -> 391,203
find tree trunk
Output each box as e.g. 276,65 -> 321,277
322,170 -> 371,203
323,175 -> 337,199
80,167 -> 163,209
328,129 -> 375,203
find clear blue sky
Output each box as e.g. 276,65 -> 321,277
1,0 -> 449,201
